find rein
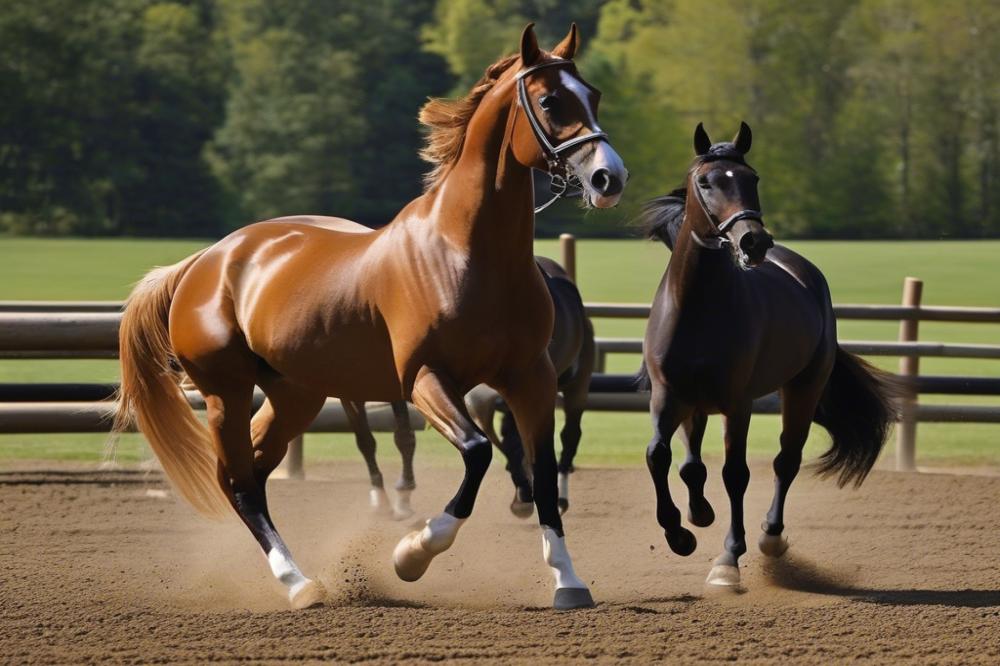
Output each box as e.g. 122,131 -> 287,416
505,59 -> 609,214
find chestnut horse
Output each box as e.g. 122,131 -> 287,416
639,123 -> 898,587
115,24 -> 626,610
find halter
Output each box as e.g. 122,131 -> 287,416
508,59 -> 609,214
689,157 -> 764,250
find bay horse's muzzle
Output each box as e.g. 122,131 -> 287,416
732,218 -> 773,266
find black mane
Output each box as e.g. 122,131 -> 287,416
639,186 -> 686,250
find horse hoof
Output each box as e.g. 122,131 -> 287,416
289,579 -> 326,609
705,564 -> 741,587
758,532 -> 789,558
553,587 -> 595,610
392,506 -> 415,521
510,500 -> 534,519
687,499 -> 715,528
557,498 -> 570,515
665,528 -> 697,556
369,488 -> 392,516
393,530 -> 433,582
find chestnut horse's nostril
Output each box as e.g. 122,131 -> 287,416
590,168 -> 623,196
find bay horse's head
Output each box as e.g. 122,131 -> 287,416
688,122 -> 772,267
505,24 -> 628,209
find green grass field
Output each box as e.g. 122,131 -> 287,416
1,236 -> 998,469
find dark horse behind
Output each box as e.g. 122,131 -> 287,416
639,122 -> 902,587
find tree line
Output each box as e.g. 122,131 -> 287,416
1,0 -> 997,239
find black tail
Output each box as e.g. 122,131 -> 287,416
813,347 -> 905,487
637,188 -> 686,250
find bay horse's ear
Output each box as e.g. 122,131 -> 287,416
694,122 -> 712,156
520,23 -> 541,66
733,121 -> 752,154
551,23 -> 579,59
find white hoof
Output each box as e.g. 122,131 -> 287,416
706,564 -> 741,587
759,533 -> 789,558
393,513 -> 464,582
289,579 -> 326,609
392,489 -> 415,521
370,487 -> 392,515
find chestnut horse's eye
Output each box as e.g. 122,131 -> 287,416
538,94 -> 559,113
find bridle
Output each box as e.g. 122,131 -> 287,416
511,59 -> 609,213
689,160 -> 764,250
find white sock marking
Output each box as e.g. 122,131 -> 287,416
267,548 -> 310,599
542,526 -> 587,590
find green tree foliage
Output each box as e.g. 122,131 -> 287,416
1,0 -> 998,238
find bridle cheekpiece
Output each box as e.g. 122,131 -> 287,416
512,59 -> 608,213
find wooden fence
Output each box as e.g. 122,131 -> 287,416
0,235 -> 998,474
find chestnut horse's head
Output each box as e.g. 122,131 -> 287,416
688,122 -> 772,267
505,23 -> 628,209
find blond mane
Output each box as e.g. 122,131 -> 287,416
418,54 -> 520,190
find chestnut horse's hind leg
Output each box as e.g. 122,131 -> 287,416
390,400 -> 417,520
343,401 -> 392,515
394,368 -> 491,583
647,383 -> 697,557
707,405 -> 752,587
678,411 -> 714,527
195,373 -> 325,609
501,358 -> 593,610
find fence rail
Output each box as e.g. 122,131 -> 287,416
0,240 -> 998,474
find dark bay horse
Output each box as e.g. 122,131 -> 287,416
639,123 -> 898,587
346,256 -> 594,521
115,24 -> 627,610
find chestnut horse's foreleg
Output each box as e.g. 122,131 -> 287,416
759,386 -> 821,558
678,411 -> 714,527
647,383 -> 697,557
501,357 -> 594,610
390,400 -> 416,520
707,405 -> 752,587
343,400 -> 392,515
201,380 -> 325,609
393,368 -> 491,583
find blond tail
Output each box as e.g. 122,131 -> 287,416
113,251 -> 229,517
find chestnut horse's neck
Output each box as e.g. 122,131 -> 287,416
668,178 -> 737,309
420,77 -> 536,266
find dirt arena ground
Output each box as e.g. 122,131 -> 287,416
3,459 -> 999,664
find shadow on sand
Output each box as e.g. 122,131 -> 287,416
763,554 -> 1000,609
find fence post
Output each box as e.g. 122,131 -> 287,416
559,233 -> 576,283
273,435 -> 305,480
896,277 -> 923,471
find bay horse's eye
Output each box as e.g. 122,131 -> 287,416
539,94 -> 559,113
697,174 -> 711,189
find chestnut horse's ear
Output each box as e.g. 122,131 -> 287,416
733,121 -> 752,154
551,23 -> 579,59
694,123 -> 712,156
520,23 -> 541,66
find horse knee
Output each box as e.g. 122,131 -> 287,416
646,438 -> 671,468
461,434 -> 492,477
773,448 -> 802,480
